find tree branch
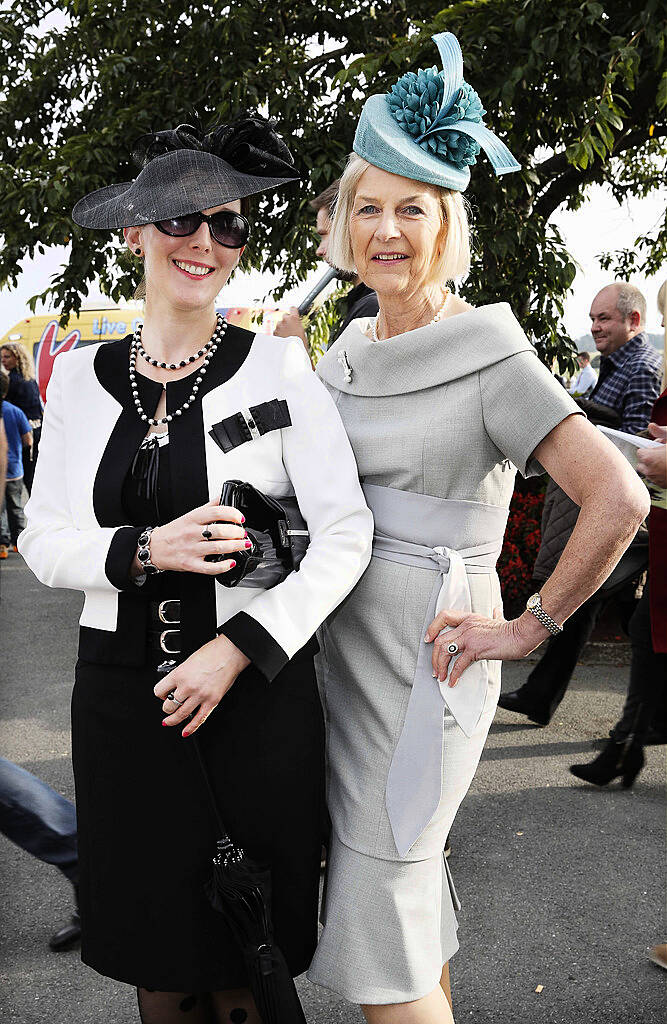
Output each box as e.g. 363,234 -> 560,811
535,58 -> 665,182
298,44 -> 352,74
534,125 -> 667,220
535,149 -> 571,180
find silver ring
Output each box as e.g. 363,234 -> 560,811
167,691 -> 185,706
447,642 -> 460,655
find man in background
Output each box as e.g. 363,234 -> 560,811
499,282 -> 662,728
583,282 -> 663,433
275,179 -> 378,348
568,350 -> 597,396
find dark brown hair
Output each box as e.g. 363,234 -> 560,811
308,180 -> 340,216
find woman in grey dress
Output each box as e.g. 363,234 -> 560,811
307,33 -> 649,1024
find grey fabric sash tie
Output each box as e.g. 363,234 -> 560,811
362,483 -> 508,858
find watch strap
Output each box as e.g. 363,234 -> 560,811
526,593 -> 562,636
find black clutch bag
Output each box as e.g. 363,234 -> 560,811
210,480 -> 309,589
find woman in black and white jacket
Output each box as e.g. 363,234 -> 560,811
19,118 -> 372,1023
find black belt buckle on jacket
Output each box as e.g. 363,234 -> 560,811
148,599 -> 181,656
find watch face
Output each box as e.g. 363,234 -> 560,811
527,594 -> 541,611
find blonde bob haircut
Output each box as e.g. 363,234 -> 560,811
328,153 -> 471,284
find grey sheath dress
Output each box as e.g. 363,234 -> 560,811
307,304 -> 580,1004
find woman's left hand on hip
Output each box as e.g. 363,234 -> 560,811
154,634 -> 250,737
424,608 -> 532,686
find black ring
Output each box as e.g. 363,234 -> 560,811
202,528 -> 213,540
167,691 -> 185,706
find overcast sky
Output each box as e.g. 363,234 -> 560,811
1,182 -> 665,344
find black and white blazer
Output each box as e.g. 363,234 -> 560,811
19,325 -> 373,677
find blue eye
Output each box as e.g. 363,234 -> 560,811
356,204 -> 378,215
403,205 -> 423,215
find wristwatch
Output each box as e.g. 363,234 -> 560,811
526,593 -> 563,636
137,527 -> 163,576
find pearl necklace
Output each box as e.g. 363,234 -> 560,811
371,289 -> 450,343
129,314 -> 227,426
137,335 -> 215,370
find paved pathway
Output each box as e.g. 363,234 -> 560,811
1,558 -> 664,1023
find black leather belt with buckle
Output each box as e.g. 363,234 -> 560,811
148,599 -> 181,655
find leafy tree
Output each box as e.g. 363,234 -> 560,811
0,0 -> 664,368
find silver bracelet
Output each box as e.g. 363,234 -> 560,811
136,526 -> 163,576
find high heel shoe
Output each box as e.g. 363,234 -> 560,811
569,737 -> 644,788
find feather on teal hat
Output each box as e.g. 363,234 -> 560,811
353,32 -> 520,191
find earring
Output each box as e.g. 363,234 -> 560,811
135,248 -> 142,256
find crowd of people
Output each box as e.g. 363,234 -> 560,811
0,342 -> 42,558
1,28 -> 665,1024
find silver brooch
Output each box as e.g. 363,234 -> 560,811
337,349 -> 353,384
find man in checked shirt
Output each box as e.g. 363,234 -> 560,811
499,282 -> 663,728
586,283 -> 663,432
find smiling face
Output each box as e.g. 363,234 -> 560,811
348,164 -> 445,300
589,285 -> 640,357
124,201 -> 245,314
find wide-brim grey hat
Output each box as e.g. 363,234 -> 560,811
72,148 -> 299,230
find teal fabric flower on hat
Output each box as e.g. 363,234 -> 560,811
352,32 -> 520,191
384,33 -> 519,177
388,71 -> 486,169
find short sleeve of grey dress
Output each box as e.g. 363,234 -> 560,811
307,304 -> 580,1005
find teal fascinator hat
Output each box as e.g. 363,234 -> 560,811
353,32 -> 520,191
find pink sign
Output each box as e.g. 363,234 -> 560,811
34,321 -> 81,403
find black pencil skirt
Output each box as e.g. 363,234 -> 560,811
71,646 -> 325,992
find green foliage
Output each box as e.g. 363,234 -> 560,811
0,0 -> 665,368
304,285 -> 352,364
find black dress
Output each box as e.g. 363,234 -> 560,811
71,426 -> 325,991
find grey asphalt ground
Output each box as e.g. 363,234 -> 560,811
1,556 -> 664,1024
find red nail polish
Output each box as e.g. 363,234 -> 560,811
182,730 -> 190,738
229,560 -> 236,568
162,720 -> 168,726
240,515 -> 245,523
245,540 -> 252,548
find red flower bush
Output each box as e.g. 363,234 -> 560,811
498,477 -> 545,617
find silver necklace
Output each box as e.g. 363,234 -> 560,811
371,289 -> 450,343
129,314 -> 227,426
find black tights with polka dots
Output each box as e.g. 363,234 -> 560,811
136,987 -> 260,1024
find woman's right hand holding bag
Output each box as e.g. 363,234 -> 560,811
131,498 -> 248,577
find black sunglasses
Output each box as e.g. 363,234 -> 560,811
154,210 -> 250,249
